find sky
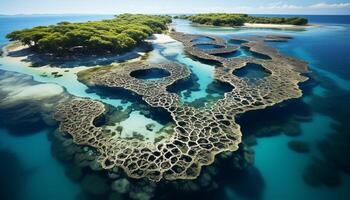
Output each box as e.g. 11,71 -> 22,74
0,0 -> 350,15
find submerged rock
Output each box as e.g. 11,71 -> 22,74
0,149 -> 27,200
317,131 -> 350,174
64,164 -> 83,182
288,140 -> 310,153
111,178 -> 130,194
128,183 -> 155,200
145,123 -> 156,131
303,158 -> 341,187
81,174 -> 110,195
283,120 -> 302,136
243,135 -> 258,146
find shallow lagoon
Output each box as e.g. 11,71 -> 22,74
1,15 -> 350,200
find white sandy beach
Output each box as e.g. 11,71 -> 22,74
243,23 -> 312,29
147,34 -> 176,44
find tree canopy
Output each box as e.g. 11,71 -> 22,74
178,13 -> 308,27
6,14 -> 172,56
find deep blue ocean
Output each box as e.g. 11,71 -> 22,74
0,14 -> 350,200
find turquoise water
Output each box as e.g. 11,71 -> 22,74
194,43 -> 223,50
234,63 -> 270,79
1,15 -> 350,200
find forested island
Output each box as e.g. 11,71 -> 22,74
6,14 -> 171,56
175,13 -> 308,26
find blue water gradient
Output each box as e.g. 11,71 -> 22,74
0,14 -> 350,200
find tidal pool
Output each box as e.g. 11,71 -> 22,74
234,63 -> 271,79
130,68 -> 171,80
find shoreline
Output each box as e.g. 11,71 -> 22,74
0,33 -> 174,84
1,41 -> 147,69
242,23 -> 318,29
2,33 -> 176,68
190,22 -> 318,30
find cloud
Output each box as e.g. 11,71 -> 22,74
261,1 -> 301,9
238,1 -> 350,14
257,1 -> 350,10
309,2 -> 350,9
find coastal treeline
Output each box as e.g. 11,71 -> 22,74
6,14 -> 172,56
177,13 -> 308,26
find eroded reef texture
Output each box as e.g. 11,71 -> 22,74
54,32 -> 308,182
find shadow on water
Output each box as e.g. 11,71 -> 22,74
186,53 -> 223,66
7,43 -> 152,68
223,167 -> 265,200
86,86 -> 143,104
160,168 -> 265,200
130,68 -> 171,80
236,70 -> 350,189
0,149 -> 28,200
234,63 -> 271,79
213,50 -> 243,58
302,73 -> 350,188
240,46 -> 271,60
237,98 -> 312,139
191,36 -> 215,43
228,39 -> 249,45
206,80 -> 235,95
236,75 -> 314,140
0,102 -> 53,136
157,143 -> 265,200
166,73 -> 200,95
194,44 -> 223,50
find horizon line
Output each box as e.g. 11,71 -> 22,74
1,13 -> 350,16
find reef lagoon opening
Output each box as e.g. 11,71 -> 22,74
234,63 -> 271,80
206,80 -> 235,95
87,85 -> 174,142
166,74 -> 200,97
130,68 -> 171,80
93,96 -> 175,143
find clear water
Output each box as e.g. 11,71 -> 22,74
194,43 -> 222,50
191,36 -> 215,43
1,14 -> 350,200
214,45 -> 271,60
234,63 -> 270,79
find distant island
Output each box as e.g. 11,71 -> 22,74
174,13 -> 308,26
6,14 -> 171,56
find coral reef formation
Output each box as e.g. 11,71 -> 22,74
54,32 -> 308,182
50,128 -> 258,200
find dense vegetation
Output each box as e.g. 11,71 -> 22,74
178,13 -> 308,26
6,14 -> 172,56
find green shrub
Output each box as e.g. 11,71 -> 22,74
6,14 -> 172,56
187,13 -> 308,27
